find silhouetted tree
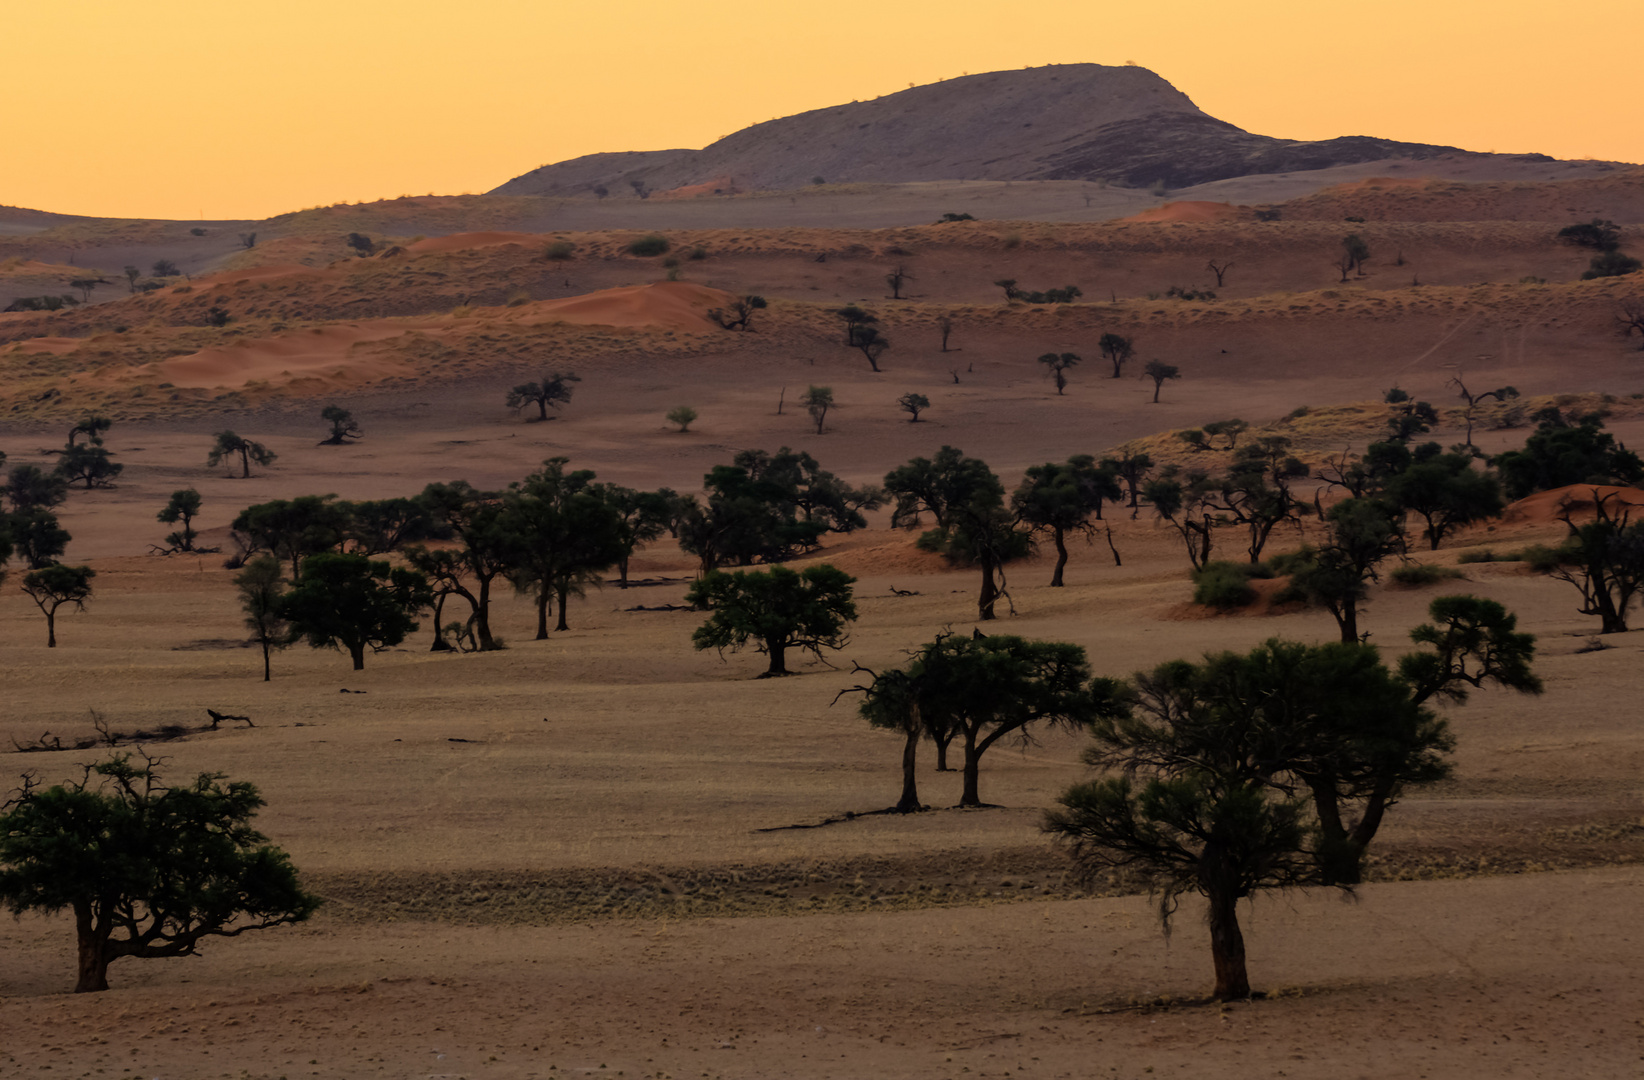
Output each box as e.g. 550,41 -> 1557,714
278,553 -> 430,670
1038,352 -> 1079,395
897,392 -> 929,422
207,432 -> 277,478
506,372 -> 581,421
156,489 -> 203,551
886,265 -> 913,299
318,405 -> 362,445
1098,333 -> 1133,378
0,754 -> 319,993
687,564 -> 857,677
21,564 -> 94,647
803,386 -> 834,434
234,556 -> 290,681
666,405 -> 698,432
507,459 -> 627,636
1013,457 -> 1119,586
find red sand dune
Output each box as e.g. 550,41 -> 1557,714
140,324 -> 422,389
406,231 -> 541,254
1499,484 -> 1644,526
1329,176 -> 1430,191
523,281 -> 731,331
1121,200 -> 1245,223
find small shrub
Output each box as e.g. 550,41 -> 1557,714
1388,563 -> 1465,587
1283,406 -> 1310,421
1456,549 -> 1497,564
666,405 -> 697,432
1164,285 -> 1216,301
190,227 -> 207,236
937,212 -> 976,223
812,176 -> 826,185
1265,548 -> 1315,576
1002,233 -> 1022,250
662,257 -> 680,269
628,234 -> 670,257
1191,562 -> 1258,609
544,240 -> 576,261
1518,543 -> 1565,573
687,246 -> 708,261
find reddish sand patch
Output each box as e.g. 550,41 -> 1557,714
9,336 -> 83,354
1500,483 -> 1644,525
1122,200 -> 1244,223
522,280 -> 731,331
406,231 -> 541,254
140,324 -> 422,389
653,176 -> 743,200
1329,175 -> 1431,191
192,262 -> 321,287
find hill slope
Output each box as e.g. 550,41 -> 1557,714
492,64 -> 1536,197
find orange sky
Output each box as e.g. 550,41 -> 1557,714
8,0 -> 1641,221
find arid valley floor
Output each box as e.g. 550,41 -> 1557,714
2,165 -> 1644,1078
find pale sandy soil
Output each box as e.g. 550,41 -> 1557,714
2,177 -> 1644,1078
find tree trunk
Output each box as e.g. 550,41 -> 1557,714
1050,528 -> 1068,587
617,554 -> 630,587
1337,602 -> 1359,645
1206,880 -> 1250,1001
933,729 -> 954,771
765,643 -> 788,676
74,902 -> 111,993
895,724 -> 922,813
261,639 -> 271,681
238,447 -> 251,478
555,580 -> 571,632
977,557 -> 999,621
430,593 -> 452,650
45,608 -> 57,648
535,589 -> 551,640
958,728 -> 982,807
475,576 -> 496,650
350,643 -> 366,670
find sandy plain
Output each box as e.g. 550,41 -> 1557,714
2,170 -> 1644,1078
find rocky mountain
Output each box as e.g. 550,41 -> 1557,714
490,64 -> 1530,198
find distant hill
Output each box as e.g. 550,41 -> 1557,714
491,64 -> 1548,197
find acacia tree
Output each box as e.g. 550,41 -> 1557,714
1102,449 -> 1155,519
507,459 -> 627,636
1013,456 -> 1120,586
0,754 -> 319,993
232,496 -> 351,581
1098,333 -> 1134,378
803,385 -> 834,434
1284,497 -> 1407,643
1541,489 -> 1644,633
885,265 -> 913,299
885,446 -> 1030,621
1448,377 -> 1519,448
910,634 -> 1095,807
21,564 -> 94,647
410,482 -> 517,650
897,392 -> 929,422
234,556 -> 289,681
1144,359 -> 1180,403
506,371 -> 581,421
1384,450 -> 1504,550
277,553 -> 431,670
207,432 -> 277,478
156,489 -> 203,551
1047,603 -> 1537,1000
318,405 -> 363,445
1216,437 -> 1311,562
1038,352 -> 1080,395
707,294 -> 766,331
686,564 -> 856,677
591,484 -> 673,587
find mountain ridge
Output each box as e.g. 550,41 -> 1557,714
490,63 -> 1559,198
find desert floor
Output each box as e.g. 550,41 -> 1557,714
3,175 -> 1644,1078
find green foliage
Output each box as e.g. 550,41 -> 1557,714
1384,450 -> 1504,549
686,564 -> 857,676
1048,610 -> 1536,999
319,404 -> 362,444
1282,497 -> 1406,642
1001,282 -> 1082,304
1490,418 -> 1643,500
1536,490 -> 1644,632
666,405 -> 698,432
1013,456 -> 1123,586
0,754 -> 318,992
234,556 -> 289,681
1191,561 -> 1259,608
897,392 -> 929,422
505,459 -> 629,636
207,431 -> 277,478
677,448 -> 881,572
20,564 -> 94,647
802,385 -> 834,434
937,212 -> 975,223
1581,249 -> 1642,279
156,489 -> 203,551
1558,219 -> 1621,251
1455,548 -> 1498,564
1037,352 -> 1080,394
1163,285 -> 1216,301
505,371 -> 580,421
5,463 -> 69,515
886,446 -> 1029,620
1388,563 -> 1465,587
277,552 -> 431,669
627,233 -> 670,257
346,233 -> 374,256
544,240 -> 577,260
1144,359 -> 1180,402
231,495 -> 351,579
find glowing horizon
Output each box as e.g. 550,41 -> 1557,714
7,0 -> 1641,221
